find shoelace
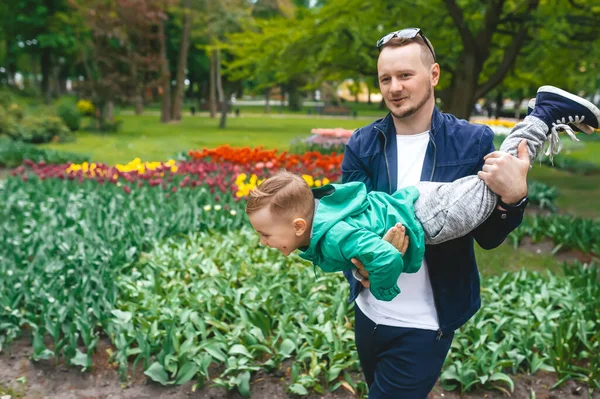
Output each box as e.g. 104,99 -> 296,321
543,115 -> 586,163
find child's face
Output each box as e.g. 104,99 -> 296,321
248,207 -> 309,256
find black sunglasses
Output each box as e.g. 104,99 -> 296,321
376,28 -> 436,62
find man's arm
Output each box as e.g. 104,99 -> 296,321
472,133 -> 530,250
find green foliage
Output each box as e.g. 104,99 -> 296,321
442,264 -> 599,394
0,174 -> 246,368
112,229 -> 360,395
0,171 -> 598,396
4,114 -> 72,144
0,137 -> 89,168
56,99 -> 82,132
541,155 -> 600,175
510,215 -> 600,256
527,180 -> 558,212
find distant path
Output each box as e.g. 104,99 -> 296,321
118,110 -> 378,121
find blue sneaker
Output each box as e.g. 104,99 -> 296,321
526,98 -> 535,116
528,96 -> 595,134
529,86 -> 600,159
531,86 -> 600,133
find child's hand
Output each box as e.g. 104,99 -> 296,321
351,223 -> 409,288
387,223 -> 409,256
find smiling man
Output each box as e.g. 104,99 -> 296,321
341,28 -> 530,398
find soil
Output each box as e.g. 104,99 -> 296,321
518,236 -> 598,264
1,337 -> 598,399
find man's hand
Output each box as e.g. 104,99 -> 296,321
351,223 -> 409,288
478,139 -> 530,205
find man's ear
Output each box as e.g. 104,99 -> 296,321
293,218 -> 308,236
431,63 -> 440,87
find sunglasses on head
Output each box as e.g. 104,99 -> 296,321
376,28 -> 436,62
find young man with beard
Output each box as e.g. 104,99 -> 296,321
341,28 -> 531,398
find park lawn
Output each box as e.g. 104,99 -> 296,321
475,241 -> 565,276
41,114 -> 367,165
565,140 -> 600,163
528,165 -> 600,218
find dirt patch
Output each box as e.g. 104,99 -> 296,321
518,236 -> 598,264
1,337 -> 598,399
430,373 -> 600,399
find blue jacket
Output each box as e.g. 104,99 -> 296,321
341,108 -> 526,337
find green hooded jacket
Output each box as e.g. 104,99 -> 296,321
298,182 -> 425,301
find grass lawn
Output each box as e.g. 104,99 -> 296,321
475,241 -> 565,276
528,165 -> 600,218
41,114 -> 368,165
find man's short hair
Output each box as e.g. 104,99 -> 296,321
380,36 -> 436,67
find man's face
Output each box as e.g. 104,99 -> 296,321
248,206 -> 304,256
377,43 -> 437,120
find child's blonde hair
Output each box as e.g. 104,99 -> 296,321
246,170 -> 314,219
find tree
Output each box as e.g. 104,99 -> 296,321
203,0 -> 252,128
159,0 -> 194,123
70,0 -> 164,127
226,0 -> 600,120
0,0 -> 79,100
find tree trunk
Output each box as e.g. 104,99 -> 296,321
443,53 -> 482,120
5,38 -> 17,86
30,54 -> 39,90
215,49 -> 227,129
159,19 -> 172,123
40,48 -> 52,103
514,96 -> 524,119
135,92 -> 144,115
197,81 -> 205,112
367,85 -> 372,105
288,82 -> 302,111
49,56 -> 61,99
106,100 -> 114,124
264,87 -> 271,114
495,90 -> 503,119
187,76 -> 194,99
209,50 -> 217,119
171,0 -> 192,121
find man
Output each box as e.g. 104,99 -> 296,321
341,28 -> 530,398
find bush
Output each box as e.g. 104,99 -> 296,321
57,101 -> 82,132
0,106 -> 18,136
76,99 -> 95,116
6,115 -> 73,144
0,90 -> 15,108
0,137 -> 90,168
7,103 -> 24,120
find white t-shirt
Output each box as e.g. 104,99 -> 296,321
355,131 -> 439,331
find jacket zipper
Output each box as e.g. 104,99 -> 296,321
375,127 -> 392,193
429,133 -> 437,181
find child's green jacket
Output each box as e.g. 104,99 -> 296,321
298,182 -> 425,301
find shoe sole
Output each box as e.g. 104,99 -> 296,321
538,85 -> 600,128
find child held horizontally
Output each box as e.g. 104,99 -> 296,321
246,86 -> 600,301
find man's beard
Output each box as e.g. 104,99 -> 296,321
390,84 -> 433,119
